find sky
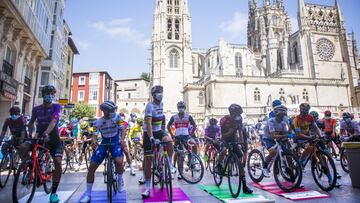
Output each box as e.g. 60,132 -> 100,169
64,0 -> 360,80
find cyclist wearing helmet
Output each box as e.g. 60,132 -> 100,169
167,101 -> 197,180
78,121 -> 97,170
141,85 -> 174,198
205,118 -> 221,142
128,113 -> 137,127
268,99 -> 282,118
118,113 -> 135,176
17,85 -> 63,203
218,104 -> 253,194
0,106 -> 27,158
322,111 -> 340,158
310,111 -> 324,131
340,112 -> 360,142
80,101 -> 125,203
262,106 -> 289,177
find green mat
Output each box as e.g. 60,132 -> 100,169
198,185 -> 274,203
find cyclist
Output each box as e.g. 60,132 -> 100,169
204,118 -> 221,153
79,101 -> 125,203
0,106 -> 28,159
141,85 -> 175,198
77,121 -> 97,170
128,113 -> 137,128
268,99 -> 282,119
218,104 -> 253,194
167,101 -> 197,180
119,113 -> 135,176
322,111 -> 340,157
310,111 -> 324,131
17,85 -> 63,203
340,112 -> 360,142
262,106 -> 289,177
293,103 -> 322,166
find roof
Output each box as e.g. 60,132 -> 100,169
68,37 -> 80,55
115,78 -> 147,82
73,71 -> 114,80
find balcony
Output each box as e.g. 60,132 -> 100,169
3,60 -> 14,77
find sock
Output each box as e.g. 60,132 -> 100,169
51,181 -> 60,194
146,180 -> 151,190
86,183 -> 93,195
117,173 -> 123,186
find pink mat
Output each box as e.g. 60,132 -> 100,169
253,182 -> 329,201
143,187 -> 191,203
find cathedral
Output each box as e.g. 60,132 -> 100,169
150,0 -> 360,127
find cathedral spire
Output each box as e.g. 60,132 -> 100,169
335,0 -> 344,23
298,0 -> 307,30
249,0 -> 257,10
264,0 -> 270,7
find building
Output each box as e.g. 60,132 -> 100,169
151,0 -> 360,127
0,0 -> 54,121
35,0 -> 67,106
115,78 -> 150,118
71,71 -> 117,117
64,23 -> 79,100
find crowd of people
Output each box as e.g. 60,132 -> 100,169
1,84 -> 360,203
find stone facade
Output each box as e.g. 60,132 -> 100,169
151,0 -> 360,127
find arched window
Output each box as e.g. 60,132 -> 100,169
279,88 -> 285,95
167,19 -> 172,39
272,15 -> 278,26
254,88 -> 261,102
167,0 -> 172,13
280,96 -> 286,104
199,92 -> 204,105
174,0 -> 180,14
235,53 -> 242,70
175,19 -> 180,40
292,43 -> 299,64
303,89 -> 309,102
169,49 -> 179,68
4,45 -> 15,77
277,50 -> 283,70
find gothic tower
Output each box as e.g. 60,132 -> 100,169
248,0 -> 292,75
151,0 -> 193,113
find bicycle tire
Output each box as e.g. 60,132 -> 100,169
247,149 -> 264,183
178,152 -> 204,184
85,146 -> 92,170
226,154 -> 241,198
340,148 -> 349,173
12,161 -> 37,203
213,152 -> 223,186
107,158 -> 113,203
152,154 -> 157,187
62,148 -> 69,174
311,150 -> 337,192
41,152 -> 53,194
0,151 -> 11,188
273,151 -> 302,192
208,149 -> 215,174
164,157 -> 173,203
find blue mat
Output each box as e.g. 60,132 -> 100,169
78,191 -> 126,203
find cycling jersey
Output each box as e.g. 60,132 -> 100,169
204,125 -> 221,139
129,124 -> 142,139
143,102 -> 165,132
220,115 -> 241,138
322,118 -> 337,133
264,118 -> 289,139
93,115 -> 123,140
2,116 -> 27,138
167,113 -> 196,137
293,114 -> 316,135
340,120 -> 359,136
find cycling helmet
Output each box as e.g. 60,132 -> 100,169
41,85 -> 56,97
324,110 -> 331,117
343,112 -> 351,119
151,85 -> 163,96
136,118 -> 144,125
273,106 -> 287,116
9,106 -> 20,115
80,121 -> 89,129
100,101 -> 117,112
130,113 -> 137,118
177,101 -> 186,109
272,99 -> 282,108
229,104 -> 243,121
310,111 -> 319,119
299,103 -> 311,111
209,118 -> 218,126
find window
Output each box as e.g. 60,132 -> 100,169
192,57 -> 196,74
280,96 -> 286,104
135,83 -> 137,87
67,53 -> 71,65
167,0 -> 172,14
169,49 -> 179,68
89,73 -> 99,84
78,91 -> 85,102
277,50 -> 283,70
128,93 -> 131,99
167,19 -> 172,40
5,46 -> 12,63
199,92 -> 204,105
235,53 -> 242,69
272,15 -> 278,26
90,88 -> 98,101
254,88 -> 261,102
292,43 -> 299,64
175,19 -> 180,40
303,89 -> 309,102
279,88 -> 285,95
79,76 -> 86,85
40,72 -> 50,85
175,0 -> 180,14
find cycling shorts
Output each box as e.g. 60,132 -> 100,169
143,131 -> 165,155
91,139 -> 123,165
174,135 -> 192,151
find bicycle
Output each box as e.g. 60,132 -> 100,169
176,137 -> 204,184
152,140 -> 172,202
204,139 -> 216,174
130,137 -> 143,169
101,143 -> 118,203
12,138 -> 54,203
78,138 -> 97,170
293,137 -> 337,191
0,139 -> 20,188
61,137 -> 78,174
212,141 -> 243,198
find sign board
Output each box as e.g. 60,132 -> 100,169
64,104 -> 75,109
59,99 -> 68,105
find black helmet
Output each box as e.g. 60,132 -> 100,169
177,101 -> 186,109
9,106 -> 20,115
209,118 -> 218,126
229,104 -> 243,120
343,112 -> 352,119
273,106 -> 287,116
299,103 -> 311,111
41,85 -> 56,97
151,85 -> 163,96
100,101 -> 117,112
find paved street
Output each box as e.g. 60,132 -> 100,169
1,160 -> 360,203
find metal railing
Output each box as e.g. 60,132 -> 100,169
2,60 -> 14,77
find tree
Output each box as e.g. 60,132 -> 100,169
140,72 -> 150,82
70,103 -> 96,119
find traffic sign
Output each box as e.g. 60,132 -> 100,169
59,99 -> 69,105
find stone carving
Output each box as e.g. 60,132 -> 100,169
316,38 -> 335,61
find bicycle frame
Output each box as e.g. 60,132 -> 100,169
29,142 -> 52,185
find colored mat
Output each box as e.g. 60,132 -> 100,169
19,191 -> 74,203
198,185 -> 274,203
143,187 -> 192,203
253,182 -> 329,201
78,190 -> 126,203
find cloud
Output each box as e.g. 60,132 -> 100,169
220,11 -> 248,41
75,39 -> 92,50
91,18 -> 150,47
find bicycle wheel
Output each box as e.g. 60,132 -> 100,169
247,149 -> 264,183
164,157 -> 173,203
212,152 -> 223,186
152,154 -> 157,187
112,161 -> 118,193
311,150 -> 337,191
62,148 -> 69,174
0,151 -> 11,188
340,148 -> 349,173
40,152 -> 54,194
178,152 -> 204,184
227,154 -> 241,198
106,158 -> 113,203
273,151 -> 302,192
12,161 -> 37,203
85,146 -> 93,170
